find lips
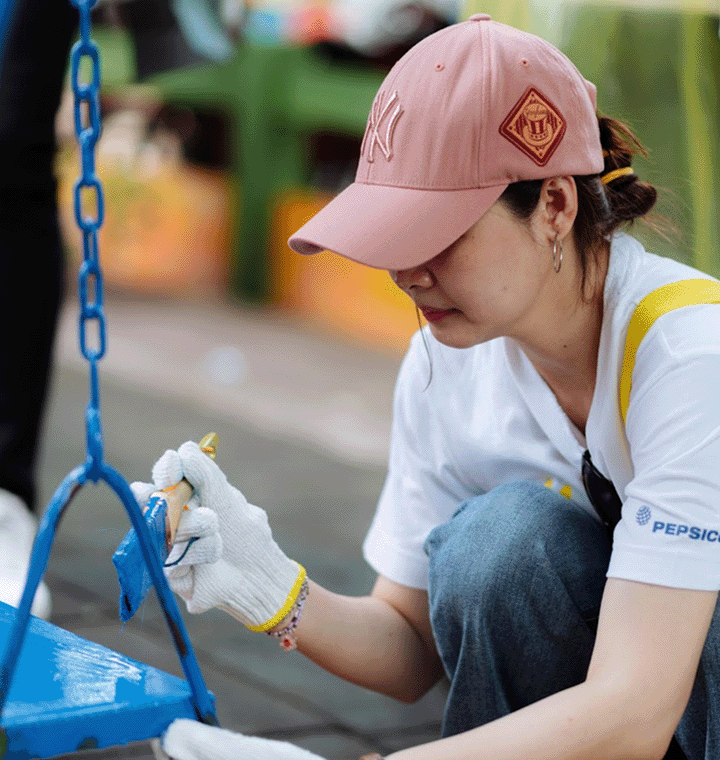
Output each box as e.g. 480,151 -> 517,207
419,306 -> 457,323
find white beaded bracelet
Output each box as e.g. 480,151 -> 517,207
267,578 -> 309,651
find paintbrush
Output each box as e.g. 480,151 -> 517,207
112,433 -> 218,622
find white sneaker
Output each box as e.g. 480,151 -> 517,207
0,488 -> 52,620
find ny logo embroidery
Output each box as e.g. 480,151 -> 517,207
361,90 -> 403,163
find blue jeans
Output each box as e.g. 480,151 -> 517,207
424,481 -> 720,760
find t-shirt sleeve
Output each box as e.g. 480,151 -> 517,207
609,305 -> 720,590
362,332 -> 465,589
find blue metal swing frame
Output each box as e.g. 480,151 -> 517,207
0,0 -> 218,754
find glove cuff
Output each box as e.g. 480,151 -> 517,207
245,563 -> 307,632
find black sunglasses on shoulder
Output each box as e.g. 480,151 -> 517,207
581,450 -> 623,534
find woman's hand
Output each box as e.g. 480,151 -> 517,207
162,719 -> 328,760
131,441 -> 304,631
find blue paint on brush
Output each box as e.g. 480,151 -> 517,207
112,496 -> 169,622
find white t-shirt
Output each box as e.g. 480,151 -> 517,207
363,233 -> 720,591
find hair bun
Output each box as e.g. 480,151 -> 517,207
597,115 -> 657,224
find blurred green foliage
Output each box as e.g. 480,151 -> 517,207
564,8 -> 720,272
679,12 -> 720,275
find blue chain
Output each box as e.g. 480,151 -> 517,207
69,0 -> 106,478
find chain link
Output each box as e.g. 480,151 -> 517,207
70,0 -> 106,469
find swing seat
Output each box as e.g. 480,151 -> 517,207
0,601 -> 214,759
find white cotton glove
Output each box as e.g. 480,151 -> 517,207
162,719 -> 325,760
132,441 -> 304,631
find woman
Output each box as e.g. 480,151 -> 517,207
151,15 -> 720,760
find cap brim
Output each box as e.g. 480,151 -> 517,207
287,181 -> 509,270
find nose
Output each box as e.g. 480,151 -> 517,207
389,264 -> 434,291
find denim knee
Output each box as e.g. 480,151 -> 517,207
425,481 -> 612,637
424,482 -> 613,733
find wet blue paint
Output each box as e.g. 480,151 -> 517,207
0,601 -> 215,758
113,496 -> 169,621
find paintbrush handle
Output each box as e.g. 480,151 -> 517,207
159,478 -> 195,551
145,433 -> 219,552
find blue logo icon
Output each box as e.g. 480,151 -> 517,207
636,507 -> 720,542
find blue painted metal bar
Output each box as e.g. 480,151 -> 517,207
100,464 -> 217,724
0,466 -> 88,718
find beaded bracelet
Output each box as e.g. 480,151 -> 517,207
267,578 -> 309,651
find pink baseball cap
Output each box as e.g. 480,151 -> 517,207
288,14 -> 604,271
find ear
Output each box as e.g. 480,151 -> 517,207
537,176 -> 578,242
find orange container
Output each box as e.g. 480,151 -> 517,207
270,189 -> 422,354
58,147 -> 234,299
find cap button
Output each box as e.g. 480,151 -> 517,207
468,13 -> 491,21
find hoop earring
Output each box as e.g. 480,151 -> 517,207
552,234 -> 563,273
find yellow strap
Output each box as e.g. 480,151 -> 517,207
620,279 -> 720,424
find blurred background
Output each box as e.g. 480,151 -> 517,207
0,0 -> 720,760
55,0 -> 720,355
2,1 -> 719,757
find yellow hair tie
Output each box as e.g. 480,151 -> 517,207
601,166 -> 634,185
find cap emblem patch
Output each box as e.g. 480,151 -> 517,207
361,90 -> 403,163
499,87 -> 566,166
